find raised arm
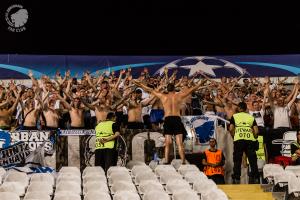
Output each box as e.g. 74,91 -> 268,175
111,90 -> 134,110
285,78 -> 298,104
288,84 -> 299,109
28,70 -> 39,87
57,93 -> 72,110
8,90 -> 22,114
114,69 -> 126,90
65,78 -> 73,95
141,95 -> 156,107
180,80 -> 207,99
203,99 -> 225,107
81,98 -> 95,110
133,80 -> 163,99
85,73 -> 98,93
261,87 -> 268,112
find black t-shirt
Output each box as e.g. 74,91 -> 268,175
112,122 -> 120,133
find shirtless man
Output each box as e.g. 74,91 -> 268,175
82,89 -> 112,124
22,95 -> 42,130
42,91 -> 62,130
58,95 -> 86,128
125,89 -> 145,129
134,80 -> 206,164
0,91 -> 22,130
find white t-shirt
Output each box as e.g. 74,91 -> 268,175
249,109 -> 265,127
273,105 -> 291,129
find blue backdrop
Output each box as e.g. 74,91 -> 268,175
0,54 -> 299,79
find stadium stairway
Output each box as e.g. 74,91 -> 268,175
218,184 -> 285,200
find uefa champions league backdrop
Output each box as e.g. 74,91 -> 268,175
1,54 -> 300,79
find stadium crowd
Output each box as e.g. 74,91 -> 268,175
1,67 -> 300,165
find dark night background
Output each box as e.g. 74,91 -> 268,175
0,1 -> 299,56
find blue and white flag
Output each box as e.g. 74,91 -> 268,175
190,115 -> 216,143
181,115 -> 217,144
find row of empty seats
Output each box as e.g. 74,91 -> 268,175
0,160 -> 229,200
263,164 -> 300,197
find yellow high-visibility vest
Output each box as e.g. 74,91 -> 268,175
256,135 -> 265,161
291,141 -> 300,161
95,121 -> 115,149
233,112 -> 256,141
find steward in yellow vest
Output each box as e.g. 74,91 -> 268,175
229,102 -> 259,184
202,138 -> 225,184
94,112 -> 120,172
291,131 -> 300,165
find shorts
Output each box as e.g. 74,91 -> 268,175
150,109 -> 164,123
127,122 -> 144,129
22,126 -> 37,130
163,116 -> 187,136
45,126 -> 58,131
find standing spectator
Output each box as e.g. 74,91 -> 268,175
248,89 -> 268,161
94,112 -> 120,172
229,102 -> 259,184
268,81 -> 299,160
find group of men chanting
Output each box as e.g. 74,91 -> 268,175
1,67 -> 300,165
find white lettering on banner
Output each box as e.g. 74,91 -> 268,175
10,130 -> 53,151
59,129 -> 96,136
0,140 -> 5,148
0,142 -> 31,166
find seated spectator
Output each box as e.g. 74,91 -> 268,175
202,138 -> 225,184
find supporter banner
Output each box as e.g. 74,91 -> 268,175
56,130 -> 96,171
1,54 -> 300,79
10,130 -> 53,151
57,130 -> 127,170
0,130 -> 56,169
0,142 -> 31,167
58,129 -> 95,136
182,115 -> 216,143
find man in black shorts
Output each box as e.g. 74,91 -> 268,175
133,79 -> 206,164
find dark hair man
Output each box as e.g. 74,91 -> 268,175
229,102 -> 259,184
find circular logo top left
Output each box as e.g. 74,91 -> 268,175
5,4 -> 28,32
